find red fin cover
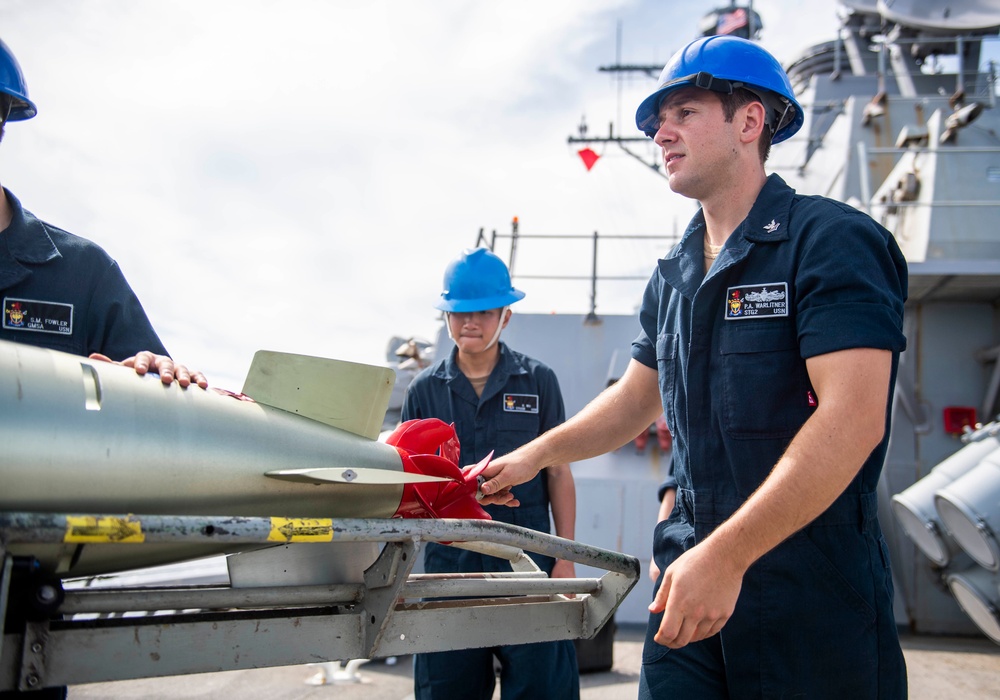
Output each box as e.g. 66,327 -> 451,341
385,418 -> 491,521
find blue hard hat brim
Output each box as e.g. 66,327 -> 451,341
5,97 -> 37,121
434,289 -> 525,313
0,37 -> 37,121
635,79 -> 803,145
635,81 -> 691,138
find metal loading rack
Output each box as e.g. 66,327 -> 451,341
0,514 -> 639,692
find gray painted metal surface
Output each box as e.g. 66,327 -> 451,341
776,2 -> 1000,640
0,515 -> 639,691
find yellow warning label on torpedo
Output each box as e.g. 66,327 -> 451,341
268,517 -> 335,542
64,516 -> 145,543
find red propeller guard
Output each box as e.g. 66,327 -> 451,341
385,419 -> 492,522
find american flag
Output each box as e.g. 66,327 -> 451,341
716,8 -> 748,36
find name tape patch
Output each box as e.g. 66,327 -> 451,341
503,393 -> 539,413
725,282 -> 789,320
3,297 -> 74,334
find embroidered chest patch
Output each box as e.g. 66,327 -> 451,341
503,393 -> 539,413
725,283 -> 789,320
3,297 -> 74,334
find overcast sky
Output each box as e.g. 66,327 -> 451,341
1,1 -> 870,389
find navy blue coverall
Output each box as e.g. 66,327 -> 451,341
0,187 -> 166,358
401,341 -> 579,700
0,189 -> 165,700
631,175 -> 908,699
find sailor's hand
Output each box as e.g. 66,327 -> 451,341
90,351 -> 209,389
476,483 -> 520,507
649,542 -> 741,649
479,453 -> 540,504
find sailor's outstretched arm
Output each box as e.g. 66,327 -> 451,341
480,359 -> 661,502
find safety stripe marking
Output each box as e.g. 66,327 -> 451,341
65,516 -> 145,543
268,517 -> 335,542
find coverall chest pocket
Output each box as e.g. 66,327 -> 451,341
720,323 -> 810,439
656,333 -> 678,433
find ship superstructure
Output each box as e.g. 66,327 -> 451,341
776,0 -> 1000,641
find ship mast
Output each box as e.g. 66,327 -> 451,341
568,1 -> 762,179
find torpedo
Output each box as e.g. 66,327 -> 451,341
0,340 -> 489,576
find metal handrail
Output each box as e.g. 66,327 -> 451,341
1,513 -> 640,687
0,513 -> 639,577
476,224 -> 677,320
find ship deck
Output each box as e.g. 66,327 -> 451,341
67,624 -> 1000,699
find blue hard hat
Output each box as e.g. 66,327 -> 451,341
635,35 -> 802,144
0,37 -> 36,121
435,248 -> 525,313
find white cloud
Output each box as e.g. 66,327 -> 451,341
1,0 -> 843,389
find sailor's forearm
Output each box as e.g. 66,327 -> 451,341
482,359 -> 662,494
523,359 -> 662,466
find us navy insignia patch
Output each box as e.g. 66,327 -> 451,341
3,297 -> 74,334
503,393 -> 539,413
763,219 -> 781,233
725,283 -> 788,319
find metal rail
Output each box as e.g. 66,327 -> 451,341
475,223 -> 676,321
0,514 -> 639,692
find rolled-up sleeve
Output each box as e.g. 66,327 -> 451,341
795,211 -> 907,359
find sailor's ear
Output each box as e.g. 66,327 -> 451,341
740,100 -> 767,144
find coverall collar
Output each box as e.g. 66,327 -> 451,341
434,341 -> 528,406
742,173 -> 794,244
656,173 -> 794,298
0,187 -> 61,289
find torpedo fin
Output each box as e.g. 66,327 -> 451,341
242,350 -> 395,440
265,467 -> 453,486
